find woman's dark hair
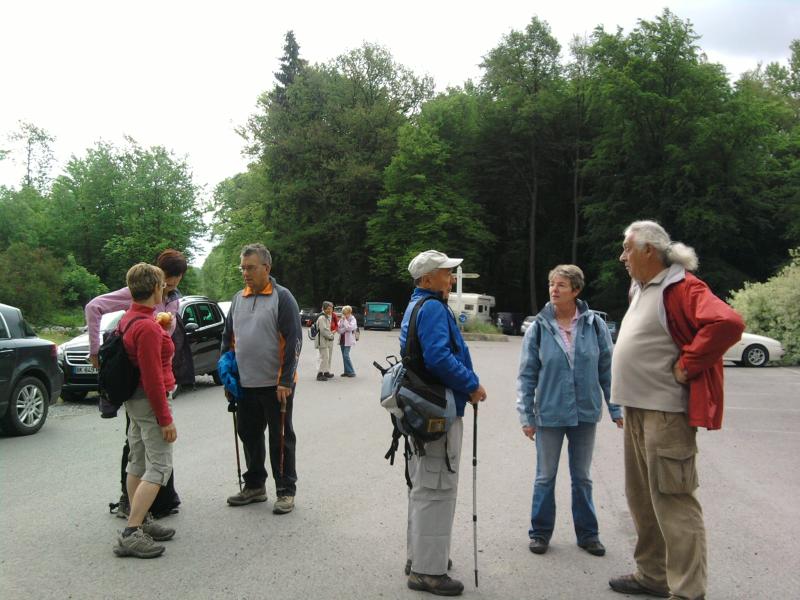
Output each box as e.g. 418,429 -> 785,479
156,249 -> 188,277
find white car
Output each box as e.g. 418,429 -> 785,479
723,332 -> 785,367
218,301 -> 231,318
520,315 -> 535,335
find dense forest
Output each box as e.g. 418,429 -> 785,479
1,9 -> 798,327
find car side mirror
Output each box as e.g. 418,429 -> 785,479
185,322 -> 200,333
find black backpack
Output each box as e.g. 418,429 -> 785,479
308,320 -> 319,340
98,316 -> 147,408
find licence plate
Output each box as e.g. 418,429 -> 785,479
73,365 -> 98,375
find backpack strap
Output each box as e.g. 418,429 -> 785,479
116,315 -> 149,342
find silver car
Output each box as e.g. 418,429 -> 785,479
520,315 -> 536,335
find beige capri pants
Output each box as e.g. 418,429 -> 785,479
124,388 -> 174,486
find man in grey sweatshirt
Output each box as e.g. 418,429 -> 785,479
221,244 -> 303,514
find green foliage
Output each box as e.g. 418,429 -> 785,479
729,249 -> 800,364
0,243 -> 63,321
60,254 -> 108,306
462,320 -> 501,334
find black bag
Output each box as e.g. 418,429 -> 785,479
98,316 -> 147,410
308,320 -> 319,340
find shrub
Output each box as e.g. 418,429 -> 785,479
61,254 -> 108,306
729,248 -> 800,364
462,319 -> 502,334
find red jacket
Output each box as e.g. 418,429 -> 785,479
662,272 -> 745,430
121,304 -> 176,426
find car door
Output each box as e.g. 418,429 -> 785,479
0,313 -> 16,402
182,302 -> 223,375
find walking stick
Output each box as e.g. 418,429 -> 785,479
472,402 -> 479,588
279,395 -> 287,478
232,409 -> 243,493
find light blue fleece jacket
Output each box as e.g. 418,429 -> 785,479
516,299 -> 621,428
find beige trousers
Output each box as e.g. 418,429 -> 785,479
317,345 -> 332,374
624,407 -> 707,600
406,417 -> 463,576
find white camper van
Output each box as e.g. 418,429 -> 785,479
448,293 -> 496,324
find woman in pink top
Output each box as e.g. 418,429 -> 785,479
112,263 -> 178,559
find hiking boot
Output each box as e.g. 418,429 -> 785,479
609,574 -> 670,597
142,513 -> 175,541
405,558 -> 452,576
116,494 -> 130,519
227,486 -> 268,506
316,373 -> 327,381
529,537 -> 549,554
578,540 -> 606,556
407,572 -> 464,596
272,495 -> 295,514
324,372 -> 334,378
113,528 -> 165,558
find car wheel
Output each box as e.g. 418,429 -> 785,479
61,390 -> 88,402
743,344 -> 768,367
211,370 -> 222,385
3,376 -> 49,435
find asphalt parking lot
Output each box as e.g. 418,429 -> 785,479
1,331 -> 798,599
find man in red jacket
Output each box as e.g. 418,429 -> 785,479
608,221 -> 744,600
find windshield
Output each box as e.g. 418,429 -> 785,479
367,303 -> 390,313
100,310 -> 125,332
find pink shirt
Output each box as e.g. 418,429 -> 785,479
556,309 -> 579,365
85,286 -> 179,355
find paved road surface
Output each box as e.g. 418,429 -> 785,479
1,330 -> 798,599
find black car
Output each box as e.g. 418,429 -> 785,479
299,307 -> 316,327
496,311 -> 525,335
0,303 -> 63,435
58,295 -> 225,400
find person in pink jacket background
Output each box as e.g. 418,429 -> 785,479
337,305 -> 358,377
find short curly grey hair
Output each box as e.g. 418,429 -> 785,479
548,264 -> 584,291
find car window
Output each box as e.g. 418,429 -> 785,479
367,303 -> 389,313
183,305 -> 199,326
197,303 -> 220,326
19,316 -> 36,337
0,315 -> 9,339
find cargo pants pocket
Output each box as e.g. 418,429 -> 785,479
655,445 -> 699,494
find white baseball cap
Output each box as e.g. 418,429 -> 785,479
408,250 -> 463,279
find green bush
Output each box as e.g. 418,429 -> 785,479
729,248 -> 800,364
61,254 -> 108,306
462,319 -> 502,334
0,242 -> 63,321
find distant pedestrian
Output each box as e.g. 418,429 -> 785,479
516,264 -> 622,558
608,221 -> 744,600
221,244 -> 302,514
400,250 -> 487,597
112,263 -> 178,559
337,305 -> 357,377
315,301 -> 335,381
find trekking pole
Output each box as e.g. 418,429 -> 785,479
472,402 -> 479,588
279,395 -> 287,478
232,409 -> 243,493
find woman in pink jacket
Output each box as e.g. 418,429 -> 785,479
337,305 -> 358,377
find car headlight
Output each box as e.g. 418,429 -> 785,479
57,345 -> 65,362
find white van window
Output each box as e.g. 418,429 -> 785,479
478,305 -> 485,312
464,304 -> 474,311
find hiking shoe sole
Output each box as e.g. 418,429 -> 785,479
113,544 -> 165,558
227,494 -> 268,506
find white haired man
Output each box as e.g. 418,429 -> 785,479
608,221 -> 744,600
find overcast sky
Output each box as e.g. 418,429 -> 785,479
1,0 -> 797,262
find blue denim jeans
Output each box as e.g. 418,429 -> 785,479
340,345 -> 355,375
529,421 -> 599,544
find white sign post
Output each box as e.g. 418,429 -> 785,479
455,266 -> 480,328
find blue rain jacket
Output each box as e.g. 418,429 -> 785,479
217,350 -> 243,401
399,288 -> 480,416
516,300 -> 620,427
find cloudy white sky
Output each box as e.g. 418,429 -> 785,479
1,0 -> 797,262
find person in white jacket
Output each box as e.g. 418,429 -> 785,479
315,302 -> 335,381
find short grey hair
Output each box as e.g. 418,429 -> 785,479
624,220 -> 699,272
322,301 -> 333,310
548,264 -> 584,291
240,243 -> 272,267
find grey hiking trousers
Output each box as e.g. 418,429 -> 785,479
406,417 -> 463,576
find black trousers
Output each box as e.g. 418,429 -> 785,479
121,413 -> 180,516
237,385 -> 297,495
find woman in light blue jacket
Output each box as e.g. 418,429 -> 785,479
516,265 -> 623,557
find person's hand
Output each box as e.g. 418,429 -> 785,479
522,425 -> 536,440
469,384 -> 487,405
613,418 -> 624,429
277,385 -> 292,407
89,354 -> 99,369
161,422 -> 177,443
673,360 -> 689,385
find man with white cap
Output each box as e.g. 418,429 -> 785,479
399,249 -> 487,596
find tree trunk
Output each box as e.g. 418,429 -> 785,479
572,141 -> 580,264
528,156 -> 539,313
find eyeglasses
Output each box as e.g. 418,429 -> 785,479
238,264 -> 266,273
